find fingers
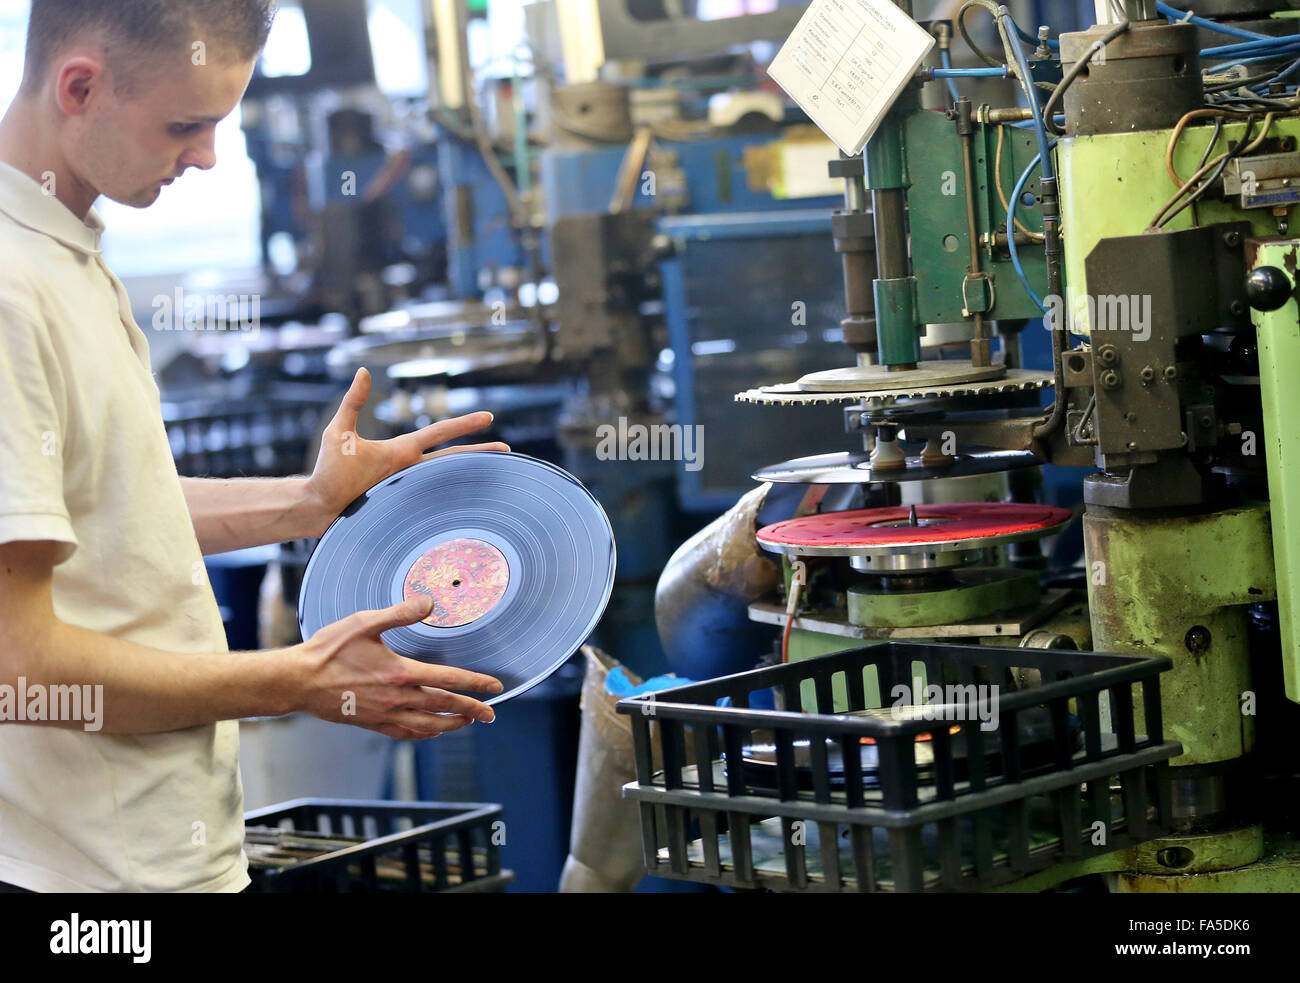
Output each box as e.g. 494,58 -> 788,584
410,686 -> 496,722
331,367 -> 371,436
390,709 -> 477,737
409,411 -> 494,453
366,713 -> 476,740
404,661 -> 504,695
424,441 -> 511,459
346,595 -> 433,638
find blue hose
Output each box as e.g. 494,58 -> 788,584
939,49 -> 961,104
933,66 -> 1009,77
1255,56 -> 1300,91
1209,47 -> 1300,74
1002,11 -> 1054,183
1203,36 -> 1300,58
1157,2 -> 1270,41
1006,145 -> 1056,314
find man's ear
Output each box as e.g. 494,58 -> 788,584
53,55 -> 106,117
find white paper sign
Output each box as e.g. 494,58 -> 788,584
768,0 -> 935,156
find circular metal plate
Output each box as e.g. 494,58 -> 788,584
735,369 -> 1055,406
795,360 -> 1006,393
299,452 -> 616,705
752,445 -> 1043,485
756,502 -> 1072,559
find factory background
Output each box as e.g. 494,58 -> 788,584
0,0 -> 1105,893
10,0 -> 1300,904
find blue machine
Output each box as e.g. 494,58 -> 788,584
434,125 -> 529,298
536,127 -> 849,685
542,129 -> 847,516
658,209 -> 850,513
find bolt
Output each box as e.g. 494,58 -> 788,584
1126,441 -> 1139,450
1229,299 -> 1246,316
1124,411 -> 1137,422
1100,369 -> 1121,389
1185,625 -> 1212,653
1163,365 -> 1177,381
1223,230 -> 1242,248
1098,345 -> 1120,367
1200,414 -> 1213,428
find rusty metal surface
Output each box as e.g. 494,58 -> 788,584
1083,504 -> 1274,767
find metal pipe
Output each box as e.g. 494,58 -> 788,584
872,191 -> 908,279
983,106 -> 1033,123
958,98 -> 991,367
844,172 -> 867,212
1032,177 -> 1067,439
1123,0 -> 1157,21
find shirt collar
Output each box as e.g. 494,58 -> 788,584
0,161 -> 104,255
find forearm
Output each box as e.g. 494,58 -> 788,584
5,619 -> 305,734
180,476 -> 333,554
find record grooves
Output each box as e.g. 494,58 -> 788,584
299,452 -> 616,705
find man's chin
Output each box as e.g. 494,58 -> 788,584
108,187 -> 163,209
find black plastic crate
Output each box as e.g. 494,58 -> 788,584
243,798 -> 511,893
617,642 -> 1181,893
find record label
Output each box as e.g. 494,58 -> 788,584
403,538 -> 510,627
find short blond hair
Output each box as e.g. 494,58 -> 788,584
21,0 -> 276,95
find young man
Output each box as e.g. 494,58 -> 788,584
0,1 -> 506,892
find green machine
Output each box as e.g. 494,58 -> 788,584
719,0 -> 1300,890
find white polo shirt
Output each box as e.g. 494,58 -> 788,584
0,162 -> 247,892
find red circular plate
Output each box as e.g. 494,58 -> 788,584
757,502 -> 1071,548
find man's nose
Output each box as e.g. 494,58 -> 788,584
179,135 -> 217,172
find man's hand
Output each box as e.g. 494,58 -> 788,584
303,367 -> 509,533
291,595 -> 503,740
0,541 -> 501,736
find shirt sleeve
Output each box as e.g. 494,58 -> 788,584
0,300 -> 76,563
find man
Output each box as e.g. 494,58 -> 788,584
0,0 -> 506,893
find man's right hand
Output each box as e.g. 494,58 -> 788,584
290,595 -> 502,740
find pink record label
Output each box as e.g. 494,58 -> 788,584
403,538 -> 510,627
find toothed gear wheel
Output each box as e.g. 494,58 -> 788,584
735,370 -> 1055,407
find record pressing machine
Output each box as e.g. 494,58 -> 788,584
622,0 -> 1300,892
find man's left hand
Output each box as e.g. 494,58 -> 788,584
303,367 -> 509,529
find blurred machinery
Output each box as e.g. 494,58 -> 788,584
148,0 -> 1300,895
641,0 -> 1300,891
154,0 -> 904,892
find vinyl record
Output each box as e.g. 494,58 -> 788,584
299,452 -> 616,705
751,445 -> 1041,484
756,502 -> 1071,558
